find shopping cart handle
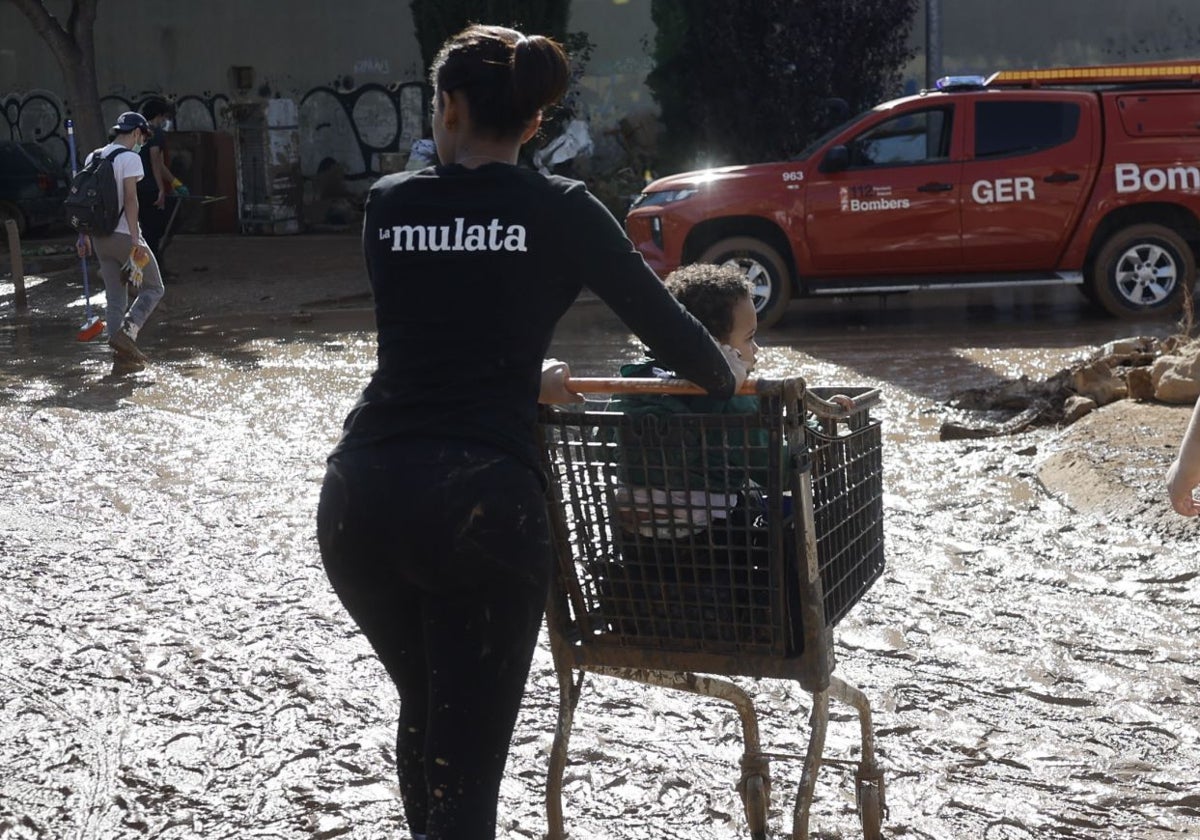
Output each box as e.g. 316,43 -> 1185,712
565,378 -> 882,413
565,377 -> 764,396
806,386 -> 883,418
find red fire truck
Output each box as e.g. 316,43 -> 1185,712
625,60 -> 1200,326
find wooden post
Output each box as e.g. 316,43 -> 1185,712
4,219 -> 25,311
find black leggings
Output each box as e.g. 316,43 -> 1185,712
317,438 -> 551,840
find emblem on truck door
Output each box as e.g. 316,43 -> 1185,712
840,185 -> 910,212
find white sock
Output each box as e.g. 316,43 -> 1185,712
123,321 -> 140,341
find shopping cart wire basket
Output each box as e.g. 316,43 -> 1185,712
538,376 -> 886,839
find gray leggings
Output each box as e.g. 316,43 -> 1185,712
91,229 -> 164,336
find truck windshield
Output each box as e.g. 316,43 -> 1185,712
791,110 -> 871,161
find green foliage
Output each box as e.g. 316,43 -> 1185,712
409,0 -> 572,77
647,0 -> 919,172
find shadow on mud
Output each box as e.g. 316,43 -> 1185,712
760,286 -> 1183,401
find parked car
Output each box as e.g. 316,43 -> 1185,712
0,139 -> 69,237
626,60 -> 1200,326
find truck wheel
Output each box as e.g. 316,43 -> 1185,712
1091,224 -> 1194,319
698,237 -> 793,328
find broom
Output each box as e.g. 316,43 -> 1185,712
67,119 -> 104,342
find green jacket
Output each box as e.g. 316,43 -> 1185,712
609,360 -> 775,492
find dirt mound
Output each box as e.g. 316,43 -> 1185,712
1037,399 -> 1199,539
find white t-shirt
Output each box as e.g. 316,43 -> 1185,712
84,142 -> 144,236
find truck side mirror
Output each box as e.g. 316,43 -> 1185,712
821,145 -> 849,173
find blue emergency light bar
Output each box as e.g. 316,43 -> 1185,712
935,75 -> 988,91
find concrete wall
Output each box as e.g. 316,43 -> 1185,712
0,0 -> 660,219
0,0 -> 431,187
0,1 -> 424,99
2,0 -> 1197,205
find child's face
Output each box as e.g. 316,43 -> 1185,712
725,294 -> 760,373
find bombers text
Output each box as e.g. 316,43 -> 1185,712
380,219 -> 528,252
1115,163 -> 1200,194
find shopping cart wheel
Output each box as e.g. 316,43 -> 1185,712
857,779 -> 883,840
743,773 -> 769,839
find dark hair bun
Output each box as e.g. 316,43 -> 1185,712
511,34 -> 570,120
432,25 -> 570,139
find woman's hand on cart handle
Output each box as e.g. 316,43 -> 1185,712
539,359 -> 586,404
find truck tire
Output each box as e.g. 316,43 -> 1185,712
1091,224 -> 1194,319
698,237 -> 793,329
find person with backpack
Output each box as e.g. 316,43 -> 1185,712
71,111 -> 164,369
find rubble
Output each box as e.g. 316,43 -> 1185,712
940,333 -> 1200,440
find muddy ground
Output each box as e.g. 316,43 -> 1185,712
1,233 -> 1198,839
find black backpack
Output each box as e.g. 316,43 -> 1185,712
63,147 -> 134,235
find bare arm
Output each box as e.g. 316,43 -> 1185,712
123,176 -> 141,240
150,146 -> 171,205
1166,400 -> 1200,515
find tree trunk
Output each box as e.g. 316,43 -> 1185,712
63,62 -> 105,156
9,0 -> 105,153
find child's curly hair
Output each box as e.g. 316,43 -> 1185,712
665,263 -> 753,342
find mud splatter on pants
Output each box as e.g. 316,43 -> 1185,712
90,229 -> 164,338
317,438 -> 551,840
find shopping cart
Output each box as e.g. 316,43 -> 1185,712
538,376 -> 886,839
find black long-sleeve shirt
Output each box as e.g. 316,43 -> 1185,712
332,162 -> 735,473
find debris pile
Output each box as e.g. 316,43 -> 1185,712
940,334 -> 1200,440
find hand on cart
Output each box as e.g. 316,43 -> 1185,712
539,359 -> 585,404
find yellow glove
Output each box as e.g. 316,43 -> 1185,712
129,246 -> 150,288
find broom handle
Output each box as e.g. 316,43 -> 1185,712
65,120 -> 93,319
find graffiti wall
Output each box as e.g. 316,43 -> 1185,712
1,90 -> 71,168
297,81 -> 427,182
2,80 -> 429,189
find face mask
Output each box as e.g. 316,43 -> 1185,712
162,120 -> 173,132
132,142 -> 144,154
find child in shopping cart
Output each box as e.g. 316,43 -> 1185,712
603,264 -> 853,640
610,263 -> 852,535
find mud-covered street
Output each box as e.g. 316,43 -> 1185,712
2,260 -> 1199,839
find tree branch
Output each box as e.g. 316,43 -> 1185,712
7,0 -> 80,65
69,0 -> 99,49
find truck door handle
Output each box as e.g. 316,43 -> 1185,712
917,182 -> 954,192
1044,172 -> 1080,183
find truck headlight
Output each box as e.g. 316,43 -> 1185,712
630,188 -> 698,209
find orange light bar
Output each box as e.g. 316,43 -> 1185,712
987,59 -> 1200,87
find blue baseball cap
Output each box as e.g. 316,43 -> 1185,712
111,111 -> 151,133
